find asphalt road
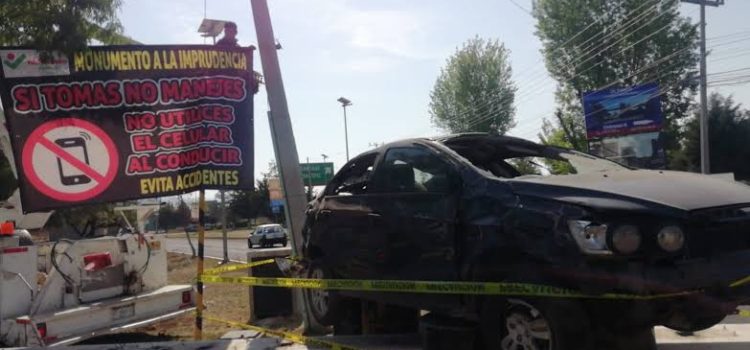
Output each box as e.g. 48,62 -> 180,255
166,237 -> 750,348
165,236 -> 288,261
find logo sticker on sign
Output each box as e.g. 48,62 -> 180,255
21,118 -> 118,202
0,50 -> 69,78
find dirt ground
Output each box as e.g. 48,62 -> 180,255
98,253 -> 302,342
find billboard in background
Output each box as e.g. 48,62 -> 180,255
0,45 -> 256,212
582,83 -> 663,139
267,178 -> 284,214
589,132 -> 667,169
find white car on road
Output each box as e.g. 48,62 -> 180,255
248,224 -> 288,248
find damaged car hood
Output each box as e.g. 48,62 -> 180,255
508,170 -> 750,211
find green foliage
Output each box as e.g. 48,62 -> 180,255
539,119 -> 577,175
0,149 -> 16,201
176,198 -> 192,225
509,158 -> 542,176
0,0 -> 127,56
228,178 -> 271,222
228,163 -> 278,222
0,109 -> 18,200
430,36 -> 517,134
679,94 -> 750,180
47,202 -> 119,234
533,0 -> 699,156
0,0 -> 125,233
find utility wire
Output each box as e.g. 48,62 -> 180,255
456,5 -> 680,130
464,4 -> 701,131
405,1 -> 694,138
508,0 -> 533,15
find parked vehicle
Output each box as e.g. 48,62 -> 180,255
0,221 -> 194,347
303,133 -> 750,349
248,224 -> 288,248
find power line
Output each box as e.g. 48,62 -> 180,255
507,0 -> 532,15
461,10 -> 695,132
510,0 -> 662,84
405,1 -> 692,139
461,4 -> 680,127
473,29 -> 711,138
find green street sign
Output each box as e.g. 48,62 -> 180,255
300,162 -> 335,186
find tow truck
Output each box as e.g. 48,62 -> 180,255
0,111 -> 195,347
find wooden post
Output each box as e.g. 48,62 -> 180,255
194,190 -> 206,340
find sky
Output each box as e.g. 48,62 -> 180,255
118,0 -> 750,193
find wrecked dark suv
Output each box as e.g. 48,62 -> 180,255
302,133 -> 750,349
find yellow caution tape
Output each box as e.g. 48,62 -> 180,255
730,275 -> 750,288
199,274 -> 701,300
203,315 -> 358,350
203,258 -> 276,276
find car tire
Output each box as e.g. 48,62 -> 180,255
480,298 -> 592,350
593,325 -> 656,350
282,238 -> 288,247
663,312 -> 726,332
248,241 -> 253,249
260,237 -> 267,248
305,260 -> 343,326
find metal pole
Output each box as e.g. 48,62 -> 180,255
194,190 -> 206,340
699,3 -> 710,174
252,0 -> 314,330
220,190 -> 228,264
306,157 -> 313,200
251,0 -> 307,256
343,105 -> 349,161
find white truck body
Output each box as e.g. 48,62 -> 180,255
0,233 -> 194,347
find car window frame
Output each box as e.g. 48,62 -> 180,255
322,151 -> 380,197
370,144 -> 458,194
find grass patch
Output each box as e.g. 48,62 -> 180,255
163,230 -> 249,240
124,253 -> 301,341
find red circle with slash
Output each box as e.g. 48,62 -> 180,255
21,118 -> 119,202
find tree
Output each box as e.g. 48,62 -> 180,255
0,0 -> 128,219
176,198 -> 192,226
228,163 -> 277,223
0,1 -> 128,56
0,146 -> 16,201
228,178 -> 271,222
533,0 -> 699,159
46,202 -> 119,236
429,37 -> 517,134
677,93 -> 750,180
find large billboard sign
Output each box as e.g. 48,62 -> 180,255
582,83 -> 663,139
0,45 -> 256,212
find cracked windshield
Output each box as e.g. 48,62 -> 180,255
1,0 -> 750,349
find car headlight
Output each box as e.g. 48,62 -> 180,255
657,225 -> 685,252
611,225 -> 641,254
567,220 -> 610,255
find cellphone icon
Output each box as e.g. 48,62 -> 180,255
55,137 -> 92,186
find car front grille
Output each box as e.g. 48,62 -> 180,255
686,205 -> 750,258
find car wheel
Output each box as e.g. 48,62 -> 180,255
663,312 -> 726,332
305,260 -> 343,326
260,237 -> 267,248
593,326 -> 656,350
282,238 -> 288,247
248,240 -> 253,249
480,298 -> 592,350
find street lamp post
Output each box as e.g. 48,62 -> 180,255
337,97 -> 352,161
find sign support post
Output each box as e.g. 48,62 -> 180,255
194,189 -> 206,340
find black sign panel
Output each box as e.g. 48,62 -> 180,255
0,45 -> 255,212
